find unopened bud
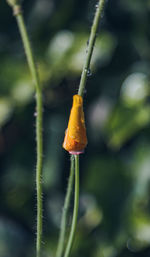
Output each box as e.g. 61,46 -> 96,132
63,95 -> 88,154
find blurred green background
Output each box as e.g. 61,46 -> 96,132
1,0 -> 150,256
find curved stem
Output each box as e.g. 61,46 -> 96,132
11,6 -> 43,257
64,155 -> 79,257
15,12 -> 41,91
78,0 -> 106,97
56,155 -> 75,257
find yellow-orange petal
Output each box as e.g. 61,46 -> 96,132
63,95 -> 87,154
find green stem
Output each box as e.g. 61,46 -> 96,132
64,155 -> 79,257
15,10 -> 41,91
11,5 -> 43,257
56,156 -> 75,257
78,0 -> 106,97
62,2 -> 106,257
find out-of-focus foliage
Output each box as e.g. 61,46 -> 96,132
1,0 -> 150,256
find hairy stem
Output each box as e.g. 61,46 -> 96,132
10,5 -> 43,257
78,0 -> 106,97
56,155 -> 75,257
64,155 -> 79,257
61,2 -> 106,257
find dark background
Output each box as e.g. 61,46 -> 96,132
1,0 -> 150,256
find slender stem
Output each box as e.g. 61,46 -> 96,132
12,5 -> 43,257
56,156 -> 75,257
64,155 -> 79,257
78,0 -> 106,97
62,2 -> 106,257
15,11 -> 41,91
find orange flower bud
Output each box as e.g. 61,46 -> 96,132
63,95 -> 88,154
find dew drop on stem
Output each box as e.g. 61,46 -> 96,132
84,68 -> 92,77
87,69 -> 92,77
